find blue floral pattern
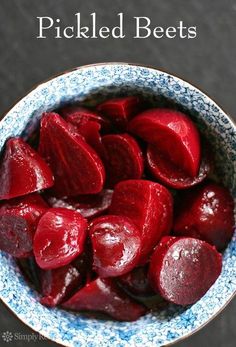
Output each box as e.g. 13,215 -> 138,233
0,63 -> 235,347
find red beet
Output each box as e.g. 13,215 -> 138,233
62,277 -> 146,321
128,109 -> 201,177
38,113 -> 105,197
40,264 -> 83,307
45,189 -> 113,219
0,194 -> 48,258
147,144 -> 210,189
148,236 -> 222,306
118,265 -> 154,296
97,96 -> 141,130
102,134 -> 144,187
109,180 -> 173,264
33,208 -> 87,269
89,215 -> 142,277
0,138 -> 54,200
60,105 -> 111,133
173,183 -> 235,250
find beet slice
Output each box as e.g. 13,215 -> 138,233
17,257 -> 41,290
45,189 -> 113,219
62,277 -> 146,321
97,96 -> 141,131
33,208 -> 87,269
148,236 -> 222,306
72,242 -> 95,283
102,134 -> 144,187
60,105 -> 111,133
147,144 -> 210,189
89,215 -> 142,277
0,138 -> 54,200
128,108 -> 201,177
40,264 -> 83,307
38,112 -> 105,197
0,194 -> 48,258
109,180 -> 173,264
118,265 -> 155,296
173,183 -> 235,250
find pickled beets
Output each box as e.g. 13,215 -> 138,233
0,96 -> 234,322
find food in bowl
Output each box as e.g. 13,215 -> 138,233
0,95 -> 234,322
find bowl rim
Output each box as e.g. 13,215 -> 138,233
0,61 -> 235,347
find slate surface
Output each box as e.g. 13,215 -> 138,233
0,0 -> 235,346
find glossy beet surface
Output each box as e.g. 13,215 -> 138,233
89,215 -> 142,277
97,96 -> 141,130
40,264 -> 83,307
62,277 -> 146,321
102,134 -> 144,187
38,113 -> 105,196
173,183 -> 235,250
110,180 -> 173,264
149,237 -> 222,306
0,138 -> 54,200
33,208 -> 87,269
45,189 -> 113,219
118,265 -> 154,296
128,109 -> 201,177
60,105 -> 111,133
147,144 -> 211,189
0,194 -> 48,258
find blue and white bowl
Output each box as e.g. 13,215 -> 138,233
0,63 -> 235,347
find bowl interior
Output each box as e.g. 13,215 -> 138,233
0,63 -> 235,347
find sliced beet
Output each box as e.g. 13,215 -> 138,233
72,243 -> 95,283
17,257 -> 41,290
102,134 -> 144,187
147,144 -> 210,189
38,112 -> 105,197
65,114 -> 105,159
118,265 -> 155,296
89,215 -> 142,277
148,236 -> 222,306
0,138 -> 54,200
109,180 -> 173,264
173,183 -> 235,250
128,108 -> 201,177
40,264 -> 83,307
45,189 -> 113,219
62,277 -> 146,321
60,105 -> 111,133
97,96 -> 141,131
0,194 -> 48,258
33,208 -> 87,269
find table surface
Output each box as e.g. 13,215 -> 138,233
0,0 -> 235,346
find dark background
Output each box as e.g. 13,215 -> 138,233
0,0 -> 235,346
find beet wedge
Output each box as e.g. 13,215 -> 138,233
62,277 -> 146,321
173,183 -> 235,250
33,208 -> 87,269
40,264 -> 83,307
102,134 -> 144,187
89,215 -> 142,277
128,108 -> 201,177
97,96 -> 141,131
109,179 -> 173,264
0,194 -> 48,258
147,144 -> 210,189
60,105 -> 111,133
148,236 -> 222,306
45,189 -> 113,219
38,112 -> 105,197
0,137 -> 54,200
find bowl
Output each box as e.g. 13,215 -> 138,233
0,63 -> 235,347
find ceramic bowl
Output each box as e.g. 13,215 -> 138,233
0,63 -> 235,347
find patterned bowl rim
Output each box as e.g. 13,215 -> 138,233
0,62 -> 235,347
